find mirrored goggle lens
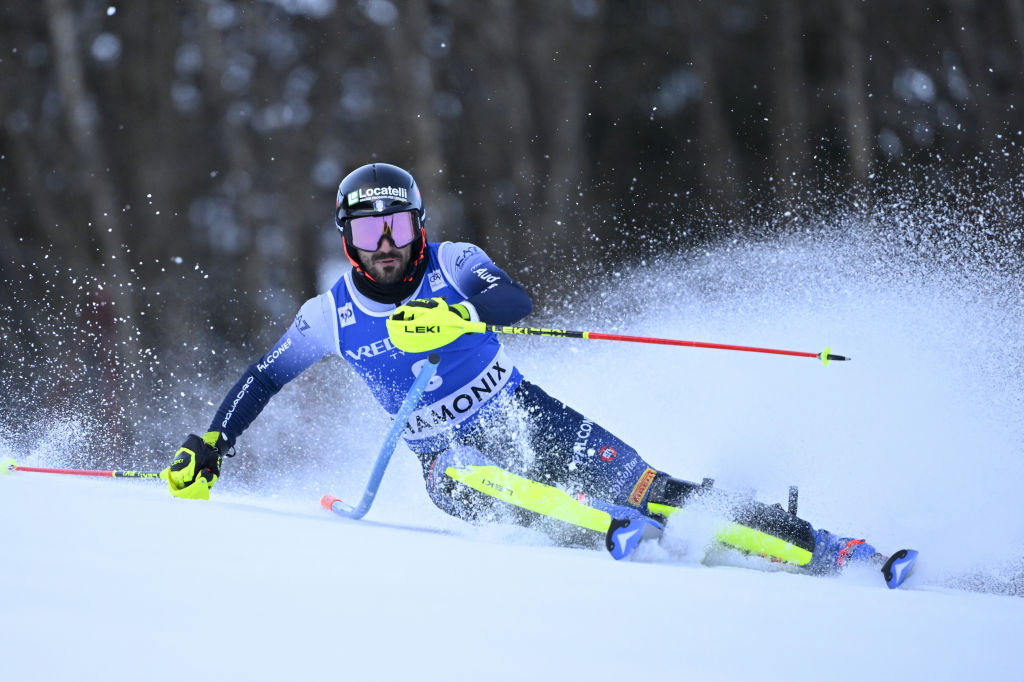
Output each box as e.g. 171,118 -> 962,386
348,211 -> 417,250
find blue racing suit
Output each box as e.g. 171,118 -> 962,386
208,241 -> 661,524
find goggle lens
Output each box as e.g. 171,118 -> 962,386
348,211 -> 417,251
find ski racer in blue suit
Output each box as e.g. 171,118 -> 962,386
162,162 -> 887,576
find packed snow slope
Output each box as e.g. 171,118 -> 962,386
4,200 -> 1024,680
0,471 -> 1020,681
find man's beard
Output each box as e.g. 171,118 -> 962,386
350,242 -> 426,305
365,252 -> 410,283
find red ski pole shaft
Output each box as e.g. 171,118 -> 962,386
585,331 -> 821,359
3,461 -> 161,479
474,324 -> 849,365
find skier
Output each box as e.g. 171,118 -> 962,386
162,162 -> 896,579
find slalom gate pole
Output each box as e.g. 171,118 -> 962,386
321,353 -> 441,521
437,321 -> 849,366
1,459 -> 161,479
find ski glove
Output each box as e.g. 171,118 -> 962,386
160,431 -> 229,500
387,297 -> 477,352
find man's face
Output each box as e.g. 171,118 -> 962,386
357,236 -> 412,284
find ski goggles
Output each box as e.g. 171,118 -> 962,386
346,211 -> 418,251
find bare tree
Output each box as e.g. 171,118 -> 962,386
44,0 -> 140,440
837,0 -> 872,187
1010,0 -> 1024,69
380,0 -> 447,232
525,1 -> 607,256
768,0 -> 811,206
674,2 -> 743,213
3,0 -> 1024,449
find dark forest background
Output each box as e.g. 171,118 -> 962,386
2,0 -> 1024,448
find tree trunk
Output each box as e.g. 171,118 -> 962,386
189,0 -> 266,342
1009,0 -> 1024,69
949,0 -> 1002,142
450,0 -> 539,251
529,1 -> 606,258
768,0 -> 810,207
674,2 -> 742,215
381,0 -> 447,233
837,0 -> 872,187
44,0 -> 139,436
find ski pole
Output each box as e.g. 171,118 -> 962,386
411,321 -> 849,366
1,458 -> 161,479
321,353 -> 441,520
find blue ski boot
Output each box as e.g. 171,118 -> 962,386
880,549 -> 919,589
605,516 -> 664,560
806,528 -> 883,575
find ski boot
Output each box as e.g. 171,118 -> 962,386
808,529 -> 919,588
605,515 -> 664,560
879,549 -> 919,589
806,528 -> 884,575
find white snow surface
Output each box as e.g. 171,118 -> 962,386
4,223 -> 1024,680
1,472 -> 1020,681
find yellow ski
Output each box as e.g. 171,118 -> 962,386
445,465 -> 613,533
449,466 -> 814,565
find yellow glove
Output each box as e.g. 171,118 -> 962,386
387,298 -> 481,352
160,431 -> 227,500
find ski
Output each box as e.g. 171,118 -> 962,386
437,460 -> 919,588
445,464 -> 616,532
